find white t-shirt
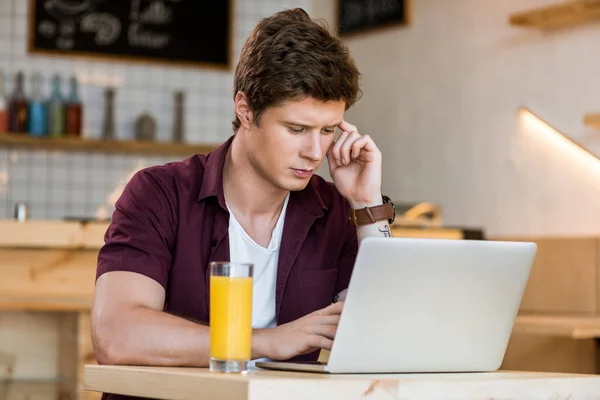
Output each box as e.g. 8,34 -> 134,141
227,194 -> 290,330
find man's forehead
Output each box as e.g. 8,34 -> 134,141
274,97 -> 345,122
279,96 -> 346,108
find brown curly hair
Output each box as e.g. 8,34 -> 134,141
232,8 -> 362,132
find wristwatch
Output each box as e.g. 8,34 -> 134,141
349,195 -> 396,227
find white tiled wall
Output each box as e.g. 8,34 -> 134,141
0,0 -> 310,220
318,0 -> 600,236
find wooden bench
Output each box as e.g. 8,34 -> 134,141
495,236 -> 600,374
0,220 -> 106,400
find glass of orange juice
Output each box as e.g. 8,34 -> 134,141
209,261 -> 253,373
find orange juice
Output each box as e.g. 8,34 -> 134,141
210,276 -> 253,360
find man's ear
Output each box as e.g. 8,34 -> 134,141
234,91 -> 253,129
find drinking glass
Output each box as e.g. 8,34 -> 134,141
209,262 -> 253,373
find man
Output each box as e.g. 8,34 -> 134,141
91,6 -> 394,390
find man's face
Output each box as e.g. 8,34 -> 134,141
241,96 -> 345,192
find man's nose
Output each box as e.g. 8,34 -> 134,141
302,132 -> 323,161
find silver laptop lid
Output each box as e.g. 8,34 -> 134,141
327,237 -> 536,374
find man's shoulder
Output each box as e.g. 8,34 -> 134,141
130,153 -> 207,194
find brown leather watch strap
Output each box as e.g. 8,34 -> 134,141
349,202 -> 395,227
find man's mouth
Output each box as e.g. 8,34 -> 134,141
291,168 -> 314,178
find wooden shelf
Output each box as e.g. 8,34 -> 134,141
0,296 -> 93,312
509,0 -> 600,29
0,133 -> 218,156
0,220 -> 109,249
584,114 -> 600,127
513,314 -> 600,339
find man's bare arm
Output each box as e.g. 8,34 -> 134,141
91,271 -> 341,366
91,271 -> 217,366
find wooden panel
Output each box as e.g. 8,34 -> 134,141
78,313 -> 101,400
0,311 -> 98,400
0,381 -> 60,400
509,0 -> 600,29
502,333 -> 597,374
513,314 -> 600,339
0,351 -> 15,379
0,312 -> 60,379
584,114 -> 600,127
0,133 -> 217,157
491,236 -> 599,314
318,349 -> 330,363
58,313 -> 78,400
0,220 -> 108,250
0,249 -> 97,311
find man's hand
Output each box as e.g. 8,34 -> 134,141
253,301 -> 344,360
327,120 -> 382,208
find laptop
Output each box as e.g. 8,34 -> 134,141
256,237 -> 537,374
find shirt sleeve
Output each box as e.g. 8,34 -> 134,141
96,168 -> 177,290
334,220 -> 358,295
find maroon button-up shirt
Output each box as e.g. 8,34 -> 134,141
96,136 -> 358,399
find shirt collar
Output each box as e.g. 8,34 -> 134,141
197,136 -> 231,209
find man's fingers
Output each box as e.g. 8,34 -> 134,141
331,131 -> 349,166
351,134 -> 369,159
340,131 -> 361,165
307,324 -> 337,339
316,301 -> 344,316
307,335 -> 333,351
313,314 -> 341,326
326,143 -> 338,172
338,120 -> 357,135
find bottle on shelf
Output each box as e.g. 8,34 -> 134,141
172,90 -> 185,143
0,69 -> 7,133
8,71 -> 28,134
65,74 -> 82,137
28,72 -> 47,137
102,87 -> 115,139
135,112 -> 156,142
47,73 -> 65,137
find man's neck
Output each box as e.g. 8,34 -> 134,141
223,136 -> 289,221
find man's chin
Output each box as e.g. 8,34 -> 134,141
281,177 -> 312,192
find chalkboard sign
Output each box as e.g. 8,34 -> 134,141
338,0 -> 409,36
28,0 -> 233,69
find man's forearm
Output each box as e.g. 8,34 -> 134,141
95,306 -> 273,366
95,306 -> 212,366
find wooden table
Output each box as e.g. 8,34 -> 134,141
84,364 -> 600,400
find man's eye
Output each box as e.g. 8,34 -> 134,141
323,129 -> 335,134
288,127 -> 304,133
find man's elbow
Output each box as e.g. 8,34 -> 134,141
93,332 -> 125,365
91,314 -> 128,365
94,345 -> 117,366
